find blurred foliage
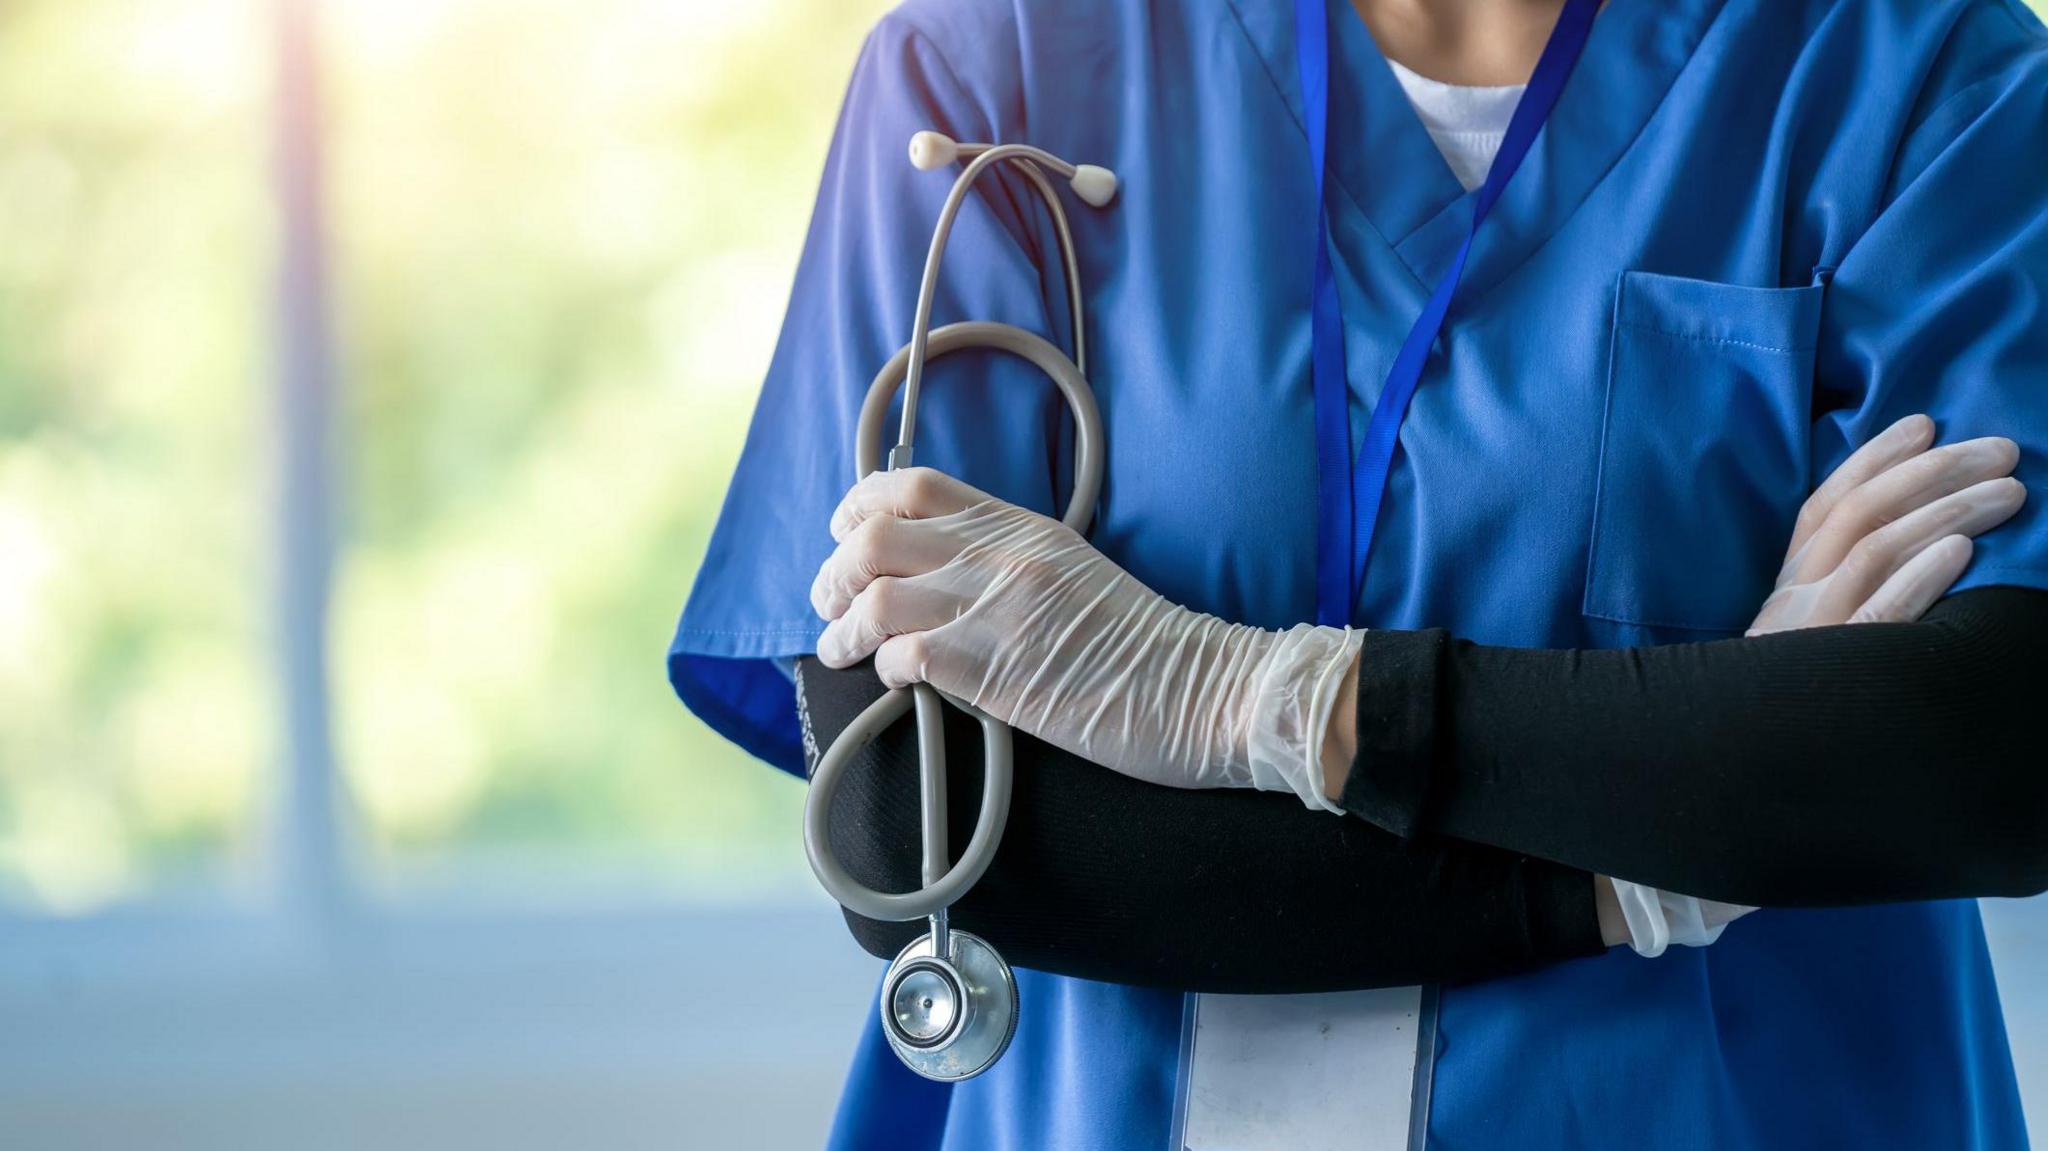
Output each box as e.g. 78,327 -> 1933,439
0,0 -> 272,911
324,0 -> 893,894
0,0 -> 889,913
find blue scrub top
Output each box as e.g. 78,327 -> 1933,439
671,0 -> 2048,1146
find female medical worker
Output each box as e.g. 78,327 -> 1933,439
670,0 -> 2048,1147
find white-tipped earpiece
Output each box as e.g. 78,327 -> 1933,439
908,130 -> 959,171
1069,164 -> 1118,208
911,130 -> 1118,210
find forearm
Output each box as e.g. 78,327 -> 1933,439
800,657 -> 1607,992
1329,587 -> 2048,906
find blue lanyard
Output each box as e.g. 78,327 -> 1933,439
1293,0 -> 1602,626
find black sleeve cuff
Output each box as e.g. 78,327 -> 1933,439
1519,856 -> 1610,962
1338,627 -> 1448,837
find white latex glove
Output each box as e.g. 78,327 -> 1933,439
1609,413 -> 2026,956
1748,414 -> 2023,635
811,467 -> 1357,812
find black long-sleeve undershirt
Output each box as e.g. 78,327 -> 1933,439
800,586 -> 2048,992
1341,585 -> 2048,907
798,657 -> 1606,993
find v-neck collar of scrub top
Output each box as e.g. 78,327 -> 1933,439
1229,0 -> 1728,302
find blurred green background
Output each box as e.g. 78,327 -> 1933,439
0,0 -> 893,912
2,0 -> 2045,916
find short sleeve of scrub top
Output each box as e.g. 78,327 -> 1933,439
1812,0 -> 2048,594
668,12 -> 1075,777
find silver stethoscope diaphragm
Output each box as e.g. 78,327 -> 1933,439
880,928 -> 1019,1081
801,130 -> 1115,1084
887,957 -> 964,1049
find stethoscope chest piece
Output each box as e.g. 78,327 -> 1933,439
881,929 -> 1018,1082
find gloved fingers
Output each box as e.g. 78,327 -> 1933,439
1784,434 -> 2020,586
1810,475 -> 2024,620
874,631 -> 938,690
815,574 -> 971,669
1849,534 -> 1974,625
1783,413 -> 1934,565
811,512 -> 969,620
1745,579 -> 1824,636
829,466 -> 989,542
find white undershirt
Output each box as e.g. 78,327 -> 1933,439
1384,58 -> 1526,193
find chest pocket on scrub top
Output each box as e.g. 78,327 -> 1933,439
1582,269 -> 1826,634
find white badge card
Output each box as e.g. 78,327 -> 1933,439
1170,985 -> 1437,1151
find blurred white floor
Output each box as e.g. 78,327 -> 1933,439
1986,895 -> 2048,1132
0,896 -> 2040,1150
0,904 -> 881,1151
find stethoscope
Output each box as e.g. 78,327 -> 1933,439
801,130 -> 1118,1082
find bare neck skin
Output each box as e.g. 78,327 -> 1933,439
1348,0 -> 1570,85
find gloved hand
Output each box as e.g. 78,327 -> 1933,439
1747,414 -> 2024,635
1607,413 -> 2026,956
811,467 -> 1357,812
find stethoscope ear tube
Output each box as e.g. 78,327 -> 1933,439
854,321 -> 1104,534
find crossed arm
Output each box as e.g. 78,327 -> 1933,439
802,652 -> 1606,993
802,418 -> 2048,990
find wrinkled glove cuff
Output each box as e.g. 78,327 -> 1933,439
1609,879 -> 1757,957
1245,624 -> 1364,814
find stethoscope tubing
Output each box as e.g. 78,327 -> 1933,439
803,320 -> 1105,924
897,143 -> 1090,460
803,679 -> 1013,921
